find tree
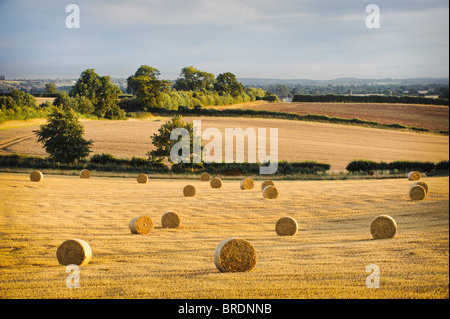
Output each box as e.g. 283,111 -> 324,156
69,69 -> 124,119
173,66 -> 215,92
44,83 -> 58,95
126,65 -> 171,109
214,72 -> 245,97
272,84 -> 292,99
34,108 -> 93,163
126,65 -> 161,94
147,115 -> 202,165
53,92 -> 78,112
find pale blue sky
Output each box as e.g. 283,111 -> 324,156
0,0 -> 448,80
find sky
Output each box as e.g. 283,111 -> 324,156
0,0 -> 448,80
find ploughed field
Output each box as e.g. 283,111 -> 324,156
213,102 -> 449,132
0,173 -> 448,298
0,116 -> 448,171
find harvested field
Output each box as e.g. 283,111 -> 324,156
0,173 -> 448,298
0,117 -> 448,171
213,102 -> 449,132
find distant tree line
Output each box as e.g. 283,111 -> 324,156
0,89 -> 50,123
292,94 -> 448,106
120,65 -> 278,112
255,83 -> 449,100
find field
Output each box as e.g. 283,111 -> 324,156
0,116 -> 448,171
0,173 -> 448,299
213,102 -> 449,132
0,103 -> 448,300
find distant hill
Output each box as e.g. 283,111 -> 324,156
237,77 -> 449,87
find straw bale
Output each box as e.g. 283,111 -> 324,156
407,171 -> 421,181
412,181 -> 428,194
200,172 -> 211,181
30,170 -> 43,182
240,178 -> 254,190
263,185 -> 278,199
137,173 -> 148,184
261,180 -> 274,191
161,211 -> 180,228
370,215 -> 397,239
183,185 -> 196,197
214,237 -> 257,272
210,177 -> 223,189
409,184 -> 426,200
275,217 -> 298,236
80,169 -> 91,179
56,239 -> 92,266
129,215 -> 154,234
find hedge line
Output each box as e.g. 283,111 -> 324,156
0,153 -> 330,176
200,161 -> 329,175
292,94 -> 449,106
0,153 -> 169,174
346,159 -> 449,173
3,154 -> 447,176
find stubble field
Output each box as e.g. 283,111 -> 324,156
0,116 -> 448,171
0,173 -> 448,299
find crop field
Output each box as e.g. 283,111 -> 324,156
0,173 -> 448,299
0,116 -> 448,171
213,102 -> 449,132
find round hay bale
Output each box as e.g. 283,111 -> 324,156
262,185 -> 278,199
129,216 -> 154,235
137,173 -> 148,184
210,177 -> 223,189
200,172 -> 211,181
412,181 -> 428,194
30,170 -> 43,182
370,215 -> 397,239
214,237 -> 257,273
261,180 -> 275,191
407,171 -> 421,181
275,217 -> 298,236
80,169 -> 91,179
183,185 -> 196,197
409,184 -> 426,200
56,239 -> 92,266
161,211 -> 180,228
240,178 -> 254,190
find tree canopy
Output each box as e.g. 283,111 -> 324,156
34,108 -> 93,163
173,66 -> 216,92
69,69 -> 125,119
126,65 -> 171,110
214,72 -> 245,97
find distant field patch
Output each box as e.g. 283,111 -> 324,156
213,102 -> 449,132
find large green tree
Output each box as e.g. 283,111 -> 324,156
126,65 -> 161,94
44,83 -> 58,95
69,69 -> 124,119
34,108 -> 93,163
127,65 -> 171,109
148,115 -> 203,166
214,72 -> 245,97
173,66 -> 215,92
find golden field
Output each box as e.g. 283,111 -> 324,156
0,116 -> 448,171
0,173 -> 448,299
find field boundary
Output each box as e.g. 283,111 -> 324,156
135,106 -> 449,136
1,154 -> 447,180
